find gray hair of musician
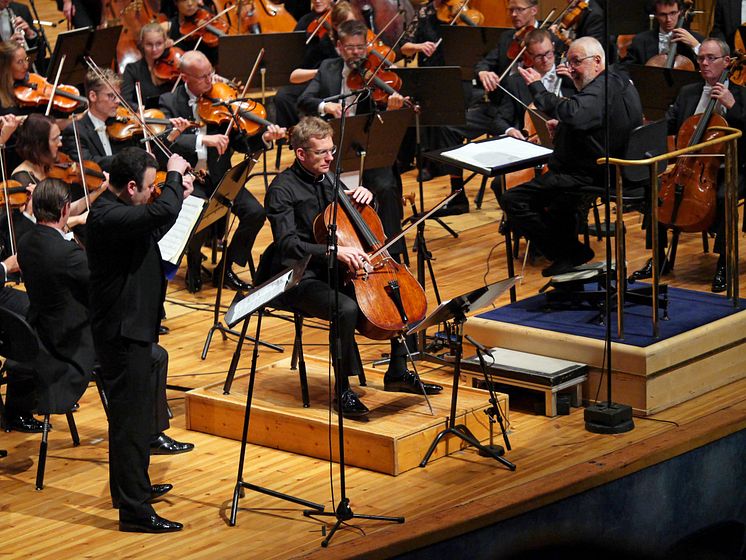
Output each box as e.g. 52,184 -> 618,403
32,178 -> 71,224
702,37 -> 730,57
570,36 -> 605,66
291,116 -> 333,150
180,50 -> 211,74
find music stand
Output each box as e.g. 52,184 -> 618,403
46,26 -> 122,86
606,0 -> 652,35
624,64 -> 701,121
223,257 -> 325,526
200,158 -> 282,360
410,277 -> 519,470
218,32 -> 307,188
439,26 -> 511,81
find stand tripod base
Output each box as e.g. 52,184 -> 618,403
229,480 -> 324,526
420,424 -> 516,471
303,498 -> 405,548
202,321 -> 283,361
584,402 -> 634,434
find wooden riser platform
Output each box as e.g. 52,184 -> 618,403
464,309 -> 746,416
185,356 -> 509,475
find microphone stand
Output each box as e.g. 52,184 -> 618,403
302,90 -> 404,546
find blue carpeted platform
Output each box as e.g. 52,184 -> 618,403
477,285 -> 746,347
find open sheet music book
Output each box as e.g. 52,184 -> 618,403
436,136 -> 553,176
158,195 -> 207,266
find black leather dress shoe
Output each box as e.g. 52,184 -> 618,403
213,265 -> 251,292
712,263 -> 727,293
4,414 -> 47,433
113,484 -> 174,509
150,433 -> 195,455
629,257 -> 671,282
333,389 -> 369,418
119,513 -> 183,533
384,371 -> 443,395
541,258 -> 576,278
158,325 -> 170,335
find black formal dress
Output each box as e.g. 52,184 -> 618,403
711,0 -> 741,51
87,172 -> 183,524
297,57 -> 405,255
622,28 -> 704,67
60,113 -> 138,172
121,59 -> 173,109
159,83 -> 268,271
499,69 -> 643,263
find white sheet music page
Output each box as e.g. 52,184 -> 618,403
225,269 -> 294,326
442,137 -> 553,173
158,195 -> 207,265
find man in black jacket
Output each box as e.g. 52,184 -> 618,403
88,148 -> 192,533
499,36 -> 643,277
159,50 -> 285,293
711,0 -> 742,51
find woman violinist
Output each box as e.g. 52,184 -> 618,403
122,23 -> 180,109
167,0 -> 223,65
0,41 -> 33,116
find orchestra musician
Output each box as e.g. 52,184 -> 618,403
297,19 -> 407,257
622,0 -> 703,67
87,147 -> 194,533
629,37 -> 746,293
0,0 -> 41,52
121,23 -> 178,110
0,41 -> 33,116
711,0 -> 742,52
499,36 -> 643,277
167,0 -> 219,65
263,117 -> 442,418
159,50 -> 286,293
549,0 -> 606,48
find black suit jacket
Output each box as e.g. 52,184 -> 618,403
60,113 -> 136,172
666,81 -> 746,165
711,0 -> 741,51
297,57 -> 375,117
87,172 -> 183,343
623,28 -> 703,66
17,224 -> 93,413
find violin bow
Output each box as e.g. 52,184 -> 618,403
497,8 -> 556,84
173,5 -> 236,47
223,48 -> 264,137
367,10 -> 408,73
447,0 -> 471,26
135,82 -> 152,155
0,145 -> 17,258
45,53 -> 66,117
171,36 -> 203,94
305,8 -> 331,45
70,115 -> 91,212
495,81 -> 549,124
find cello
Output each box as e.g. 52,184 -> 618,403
658,55 -> 745,232
313,184 -> 427,340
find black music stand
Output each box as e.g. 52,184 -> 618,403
46,26 -> 121,86
606,0 -> 653,35
439,26 -> 511,81
223,257 -> 325,526
427,136 -> 553,303
200,158 -> 282,360
218,32 -> 307,188
623,64 -> 701,121
411,278 -> 518,469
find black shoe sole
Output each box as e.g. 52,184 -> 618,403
118,522 -> 182,533
150,445 -> 195,455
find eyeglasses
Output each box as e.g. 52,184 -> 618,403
696,55 -> 726,64
341,43 -> 367,52
567,55 -> 596,68
97,92 -> 118,101
531,49 -> 554,61
508,6 -> 531,14
656,9 -> 680,19
186,70 -> 214,82
303,145 -> 337,156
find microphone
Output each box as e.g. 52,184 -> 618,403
321,88 -> 367,103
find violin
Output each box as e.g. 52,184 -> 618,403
149,170 -> 167,204
313,185 -> 427,340
657,56 -> 744,232
646,0 -> 695,71
179,8 -> 229,48
107,106 -> 199,141
47,152 -> 106,191
550,0 -> 588,47
346,59 -> 406,106
117,0 -> 168,73
197,81 -> 275,137
152,47 -> 185,83
306,10 -> 333,41
14,73 -> 88,113
435,0 -> 484,27
507,25 -> 536,68
0,180 -> 29,209
365,29 -> 396,68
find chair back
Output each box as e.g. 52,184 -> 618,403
0,307 -> 38,363
622,119 -> 668,185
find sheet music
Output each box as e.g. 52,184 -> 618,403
225,269 -> 293,326
158,195 -> 207,266
441,137 -> 553,173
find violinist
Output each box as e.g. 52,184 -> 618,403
0,41 -> 31,115
159,50 -> 286,293
263,117 -> 442,418
711,0 -> 741,52
499,37 -> 643,277
629,37 -> 746,293
297,19 -> 407,257
622,0 -> 702,67
121,23 -> 178,109
168,0 -> 220,65
548,0 -> 606,49
0,0 -> 41,52
400,0 -> 461,68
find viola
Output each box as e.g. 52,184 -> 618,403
48,152 -> 106,190
14,73 -> 88,113
313,185 -> 427,340
179,8 -> 229,48
0,180 -> 29,209
107,106 -> 199,141
646,0 -> 695,71
152,47 -> 185,83
435,0 -> 484,27
197,81 -> 275,137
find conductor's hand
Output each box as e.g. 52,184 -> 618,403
337,246 -> 369,272
478,70 -> 500,92
547,118 -> 559,140
203,134 -> 230,155
166,153 -> 190,175
344,186 -> 373,205
324,102 -> 343,119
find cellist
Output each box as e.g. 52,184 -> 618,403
263,117 -> 442,419
629,37 -> 746,293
